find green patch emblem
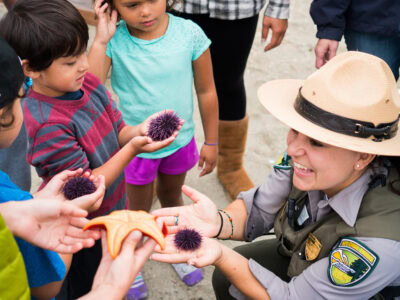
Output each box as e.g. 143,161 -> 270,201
328,237 -> 379,287
273,151 -> 291,170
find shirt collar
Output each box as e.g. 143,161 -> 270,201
311,167 -> 387,227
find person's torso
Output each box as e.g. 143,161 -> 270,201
23,73 -> 126,217
274,168 -> 400,279
107,14 -> 210,158
345,0 -> 400,37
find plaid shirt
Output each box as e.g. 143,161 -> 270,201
176,0 -> 290,20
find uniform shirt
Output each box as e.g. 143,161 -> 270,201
106,14 -> 210,159
176,0 -> 290,21
23,72 -> 127,218
232,166 -> 400,299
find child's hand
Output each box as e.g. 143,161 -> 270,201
197,144 -> 217,177
71,175 -> 106,213
1,199 -> 101,254
138,110 -> 184,137
93,0 -> 117,45
34,168 -> 87,201
85,231 -> 156,299
129,134 -> 178,154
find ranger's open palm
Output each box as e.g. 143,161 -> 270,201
152,185 -> 219,237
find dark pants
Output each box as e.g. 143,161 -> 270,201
212,238 -> 290,299
175,12 -> 259,121
344,29 -> 400,81
56,239 -> 102,300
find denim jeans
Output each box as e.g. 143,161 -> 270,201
344,30 -> 400,81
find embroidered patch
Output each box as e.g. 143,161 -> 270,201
328,237 -> 379,287
273,151 -> 292,170
305,233 -> 322,261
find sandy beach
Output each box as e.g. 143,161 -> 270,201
2,0 -> 398,299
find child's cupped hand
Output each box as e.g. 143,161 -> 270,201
34,168 -> 88,201
70,174 -> 106,213
198,144 -> 217,177
93,0 -> 118,45
35,169 -> 106,213
139,110 -> 184,137
129,134 -> 178,154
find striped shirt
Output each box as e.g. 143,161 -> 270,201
24,72 -> 127,218
176,0 -> 290,20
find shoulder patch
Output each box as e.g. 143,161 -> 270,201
273,151 -> 292,170
328,237 -> 379,287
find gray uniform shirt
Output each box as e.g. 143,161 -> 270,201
230,167 -> 400,299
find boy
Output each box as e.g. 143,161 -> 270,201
0,0 -> 179,298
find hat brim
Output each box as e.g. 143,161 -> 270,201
258,79 -> 400,156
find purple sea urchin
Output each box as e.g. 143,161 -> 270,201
148,111 -> 180,141
174,228 -> 202,251
63,177 -> 96,200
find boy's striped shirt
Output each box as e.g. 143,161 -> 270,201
24,72 -> 127,218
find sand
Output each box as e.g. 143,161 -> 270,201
2,0 -> 397,299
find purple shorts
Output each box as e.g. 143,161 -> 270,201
125,137 -> 199,185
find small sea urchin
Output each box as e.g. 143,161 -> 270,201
174,228 -> 202,251
63,177 -> 96,200
148,111 -> 180,141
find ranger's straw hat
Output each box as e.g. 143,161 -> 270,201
258,51 -> 400,156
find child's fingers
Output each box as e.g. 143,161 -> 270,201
110,9 -> 118,24
59,201 -> 88,218
197,156 -> 205,171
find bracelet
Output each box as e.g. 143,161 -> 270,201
204,141 -> 218,146
213,211 -> 224,238
218,209 -> 233,240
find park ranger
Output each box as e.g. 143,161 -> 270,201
151,51 -> 400,299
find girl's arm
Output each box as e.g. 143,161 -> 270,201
88,45 -> 112,84
87,0 -> 116,83
192,49 -> 219,176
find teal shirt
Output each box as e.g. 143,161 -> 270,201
106,14 -> 211,158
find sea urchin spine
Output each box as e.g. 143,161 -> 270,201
63,177 -> 96,200
148,111 -> 180,141
174,228 -> 202,251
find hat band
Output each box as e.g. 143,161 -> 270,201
294,89 -> 399,142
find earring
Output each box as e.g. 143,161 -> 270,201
356,164 -> 360,169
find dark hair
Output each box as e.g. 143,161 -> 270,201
0,0 -> 89,71
96,0 -> 181,21
0,37 -> 26,128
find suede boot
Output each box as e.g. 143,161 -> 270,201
217,115 -> 254,200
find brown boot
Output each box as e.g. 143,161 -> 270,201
217,115 -> 254,200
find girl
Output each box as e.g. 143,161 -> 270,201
89,0 -> 218,294
151,52 -> 400,299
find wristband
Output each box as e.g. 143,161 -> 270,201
218,209 -> 233,240
204,141 -> 218,146
213,211 -> 223,238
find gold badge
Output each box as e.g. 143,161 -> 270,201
305,233 -> 322,261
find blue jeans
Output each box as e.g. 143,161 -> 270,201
344,30 -> 400,81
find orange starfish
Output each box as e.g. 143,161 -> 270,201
83,210 -> 168,259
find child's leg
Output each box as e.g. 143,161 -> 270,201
127,182 -> 154,211
124,156 -> 161,212
157,172 -> 186,208
157,137 -> 199,208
